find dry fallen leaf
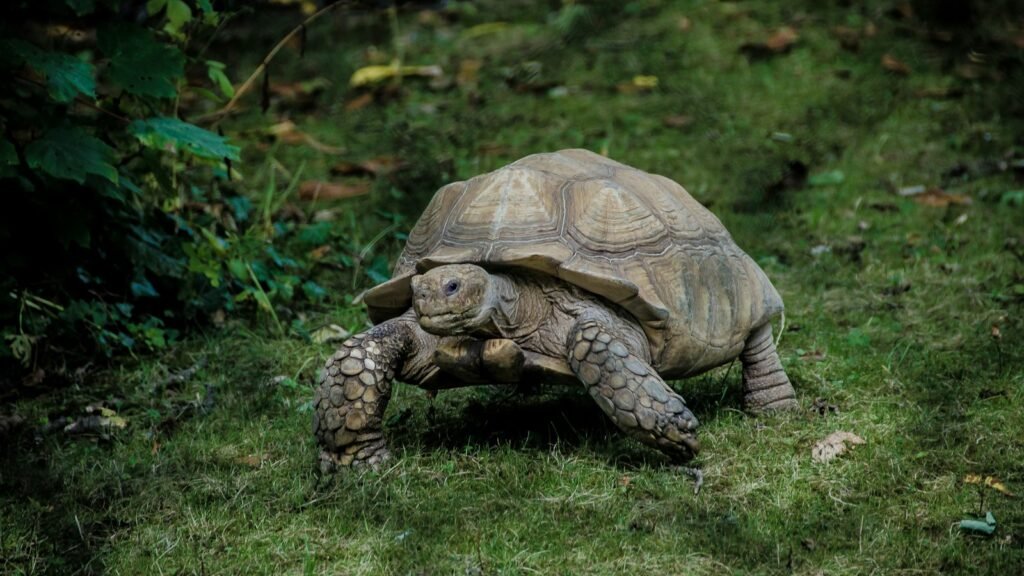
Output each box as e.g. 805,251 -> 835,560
740,27 -> 799,59
330,156 -> 404,177
345,92 -> 374,112
766,27 -> 799,51
311,324 -> 352,345
912,188 -> 972,207
662,114 -> 694,129
297,180 -> 371,201
677,17 -> 692,32
235,454 -> 267,468
268,78 -> 330,106
308,245 -> 331,260
457,59 -> 483,87
268,121 -> 346,155
991,325 -> 1002,340
882,54 -> 911,75
811,431 -> 865,463
964,474 -> 1015,497
349,63 -> 443,87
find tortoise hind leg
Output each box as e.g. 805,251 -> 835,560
741,323 -> 798,411
567,317 -> 700,462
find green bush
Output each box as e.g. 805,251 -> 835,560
0,0 -> 330,369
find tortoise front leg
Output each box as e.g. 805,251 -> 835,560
313,311 -> 438,472
567,317 -> 700,462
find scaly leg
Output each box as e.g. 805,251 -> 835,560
741,323 -> 798,411
313,311 -> 438,471
567,318 -> 700,462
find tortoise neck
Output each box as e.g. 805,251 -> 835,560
484,273 -> 552,339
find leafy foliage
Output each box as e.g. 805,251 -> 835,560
25,125 -> 118,184
4,39 -> 97,103
0,1 -> 339,369
98,23 -> 185,98
129,117 -> 240,160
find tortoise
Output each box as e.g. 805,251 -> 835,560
313,149 -> 797,472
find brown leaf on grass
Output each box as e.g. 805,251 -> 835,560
235,454 -> 267,468
882,54 -> 911,75
741,27 -> 799,58
811,431 -> 865,463
662,114 -> 694,129
677,16 -> 692,32
330,156 -> 404,177
800,350 -> 827,362
345,92 -> 374,111
912,188 -> 972,207
991,325 -> 1002,340
617,475 -> 632,487
311,324 -> 352,344
832,26 -> 861,51
457,59 -> 483,87
308,245 -> 331,260
267,78 -> 329,107
268,121 -> 346,154
297,180 -> 371,201
766,27 -> 799,51
964,474 -> 1015,497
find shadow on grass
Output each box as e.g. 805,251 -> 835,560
394,373 -> 752,470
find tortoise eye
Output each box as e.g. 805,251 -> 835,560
444,280 -> 460,296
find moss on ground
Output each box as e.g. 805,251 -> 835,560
3,1 -> 1023,574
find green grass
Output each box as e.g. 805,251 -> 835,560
3,1 -> 1024,574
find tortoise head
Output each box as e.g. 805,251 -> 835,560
411,264 -> 496,335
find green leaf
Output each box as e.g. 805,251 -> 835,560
5,39 -> 96,103
165,0 -> 193,33
999,190 -> 1024,207
808,170 -> 845,186
302,281 -> 327,301
129,117 -> 240,161
130,276 -> 159,298
25,126 -> 117,184
207,60 -> 235,98
99,23 -> 184,98
196,0 -> 214,13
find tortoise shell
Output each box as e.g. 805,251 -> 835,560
364,149 -> 783,378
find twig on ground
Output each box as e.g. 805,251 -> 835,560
197,1 -> 352,125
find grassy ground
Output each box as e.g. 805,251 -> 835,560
3,1 -> 1024,574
